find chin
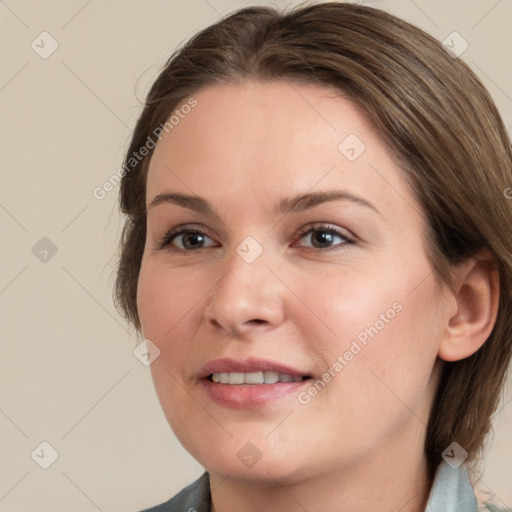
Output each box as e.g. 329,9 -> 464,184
204,459 -> 311,485
180,433 -> 312,483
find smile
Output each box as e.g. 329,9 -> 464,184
209,371 -> 307,384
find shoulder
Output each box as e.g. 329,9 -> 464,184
137,472 -> 211,512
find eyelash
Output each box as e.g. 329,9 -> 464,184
156,223 -> 355,252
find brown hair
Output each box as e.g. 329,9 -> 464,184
114,1 -> 512,482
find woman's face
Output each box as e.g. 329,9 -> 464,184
137,80 -> 450,482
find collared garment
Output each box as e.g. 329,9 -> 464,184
139,461 -> 478,512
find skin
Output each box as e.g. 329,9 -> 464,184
136,80 -> 498,512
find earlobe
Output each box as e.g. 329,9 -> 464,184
438,249 -> 500,362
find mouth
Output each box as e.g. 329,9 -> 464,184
198,357 -> 313,408
207,371 -> 312,384
198,357 -> 313,382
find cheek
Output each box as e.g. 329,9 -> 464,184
136,261 -> 207,424
310,252 -> 443,352
137,260 -> 207,339
290,265 -> 401,352
136,261 -> 211,389
293,262 -> 443,401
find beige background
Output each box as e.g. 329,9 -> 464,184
0,0 -> 511,511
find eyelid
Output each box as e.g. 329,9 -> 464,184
298,222 -> 353,236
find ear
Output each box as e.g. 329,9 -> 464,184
438,249 -> 500,362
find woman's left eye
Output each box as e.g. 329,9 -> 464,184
295,225 -> 353,250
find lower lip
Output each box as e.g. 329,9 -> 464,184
200,378 -> 310,408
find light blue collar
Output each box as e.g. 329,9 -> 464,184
425,461 -> 478,511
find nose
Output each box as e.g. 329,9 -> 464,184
204,246 -> 286,338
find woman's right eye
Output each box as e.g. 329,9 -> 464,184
157,228 -> 218,251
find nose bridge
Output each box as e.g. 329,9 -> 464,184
205,239 -> 285,335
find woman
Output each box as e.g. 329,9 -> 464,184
114,2 -> 512,511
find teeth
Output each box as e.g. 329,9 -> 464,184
229,372 -> 244,385
244,372 -> 264,384
264,371 -> 279,383
210,371 -> 304,384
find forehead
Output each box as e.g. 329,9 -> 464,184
146,80 -> 416,221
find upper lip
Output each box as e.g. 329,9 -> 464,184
198,357 -> 311,379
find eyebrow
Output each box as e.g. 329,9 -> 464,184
148,190 -> 380,216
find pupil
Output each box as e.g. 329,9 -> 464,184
184,233 -> 203,249
313,231 -> 333,247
